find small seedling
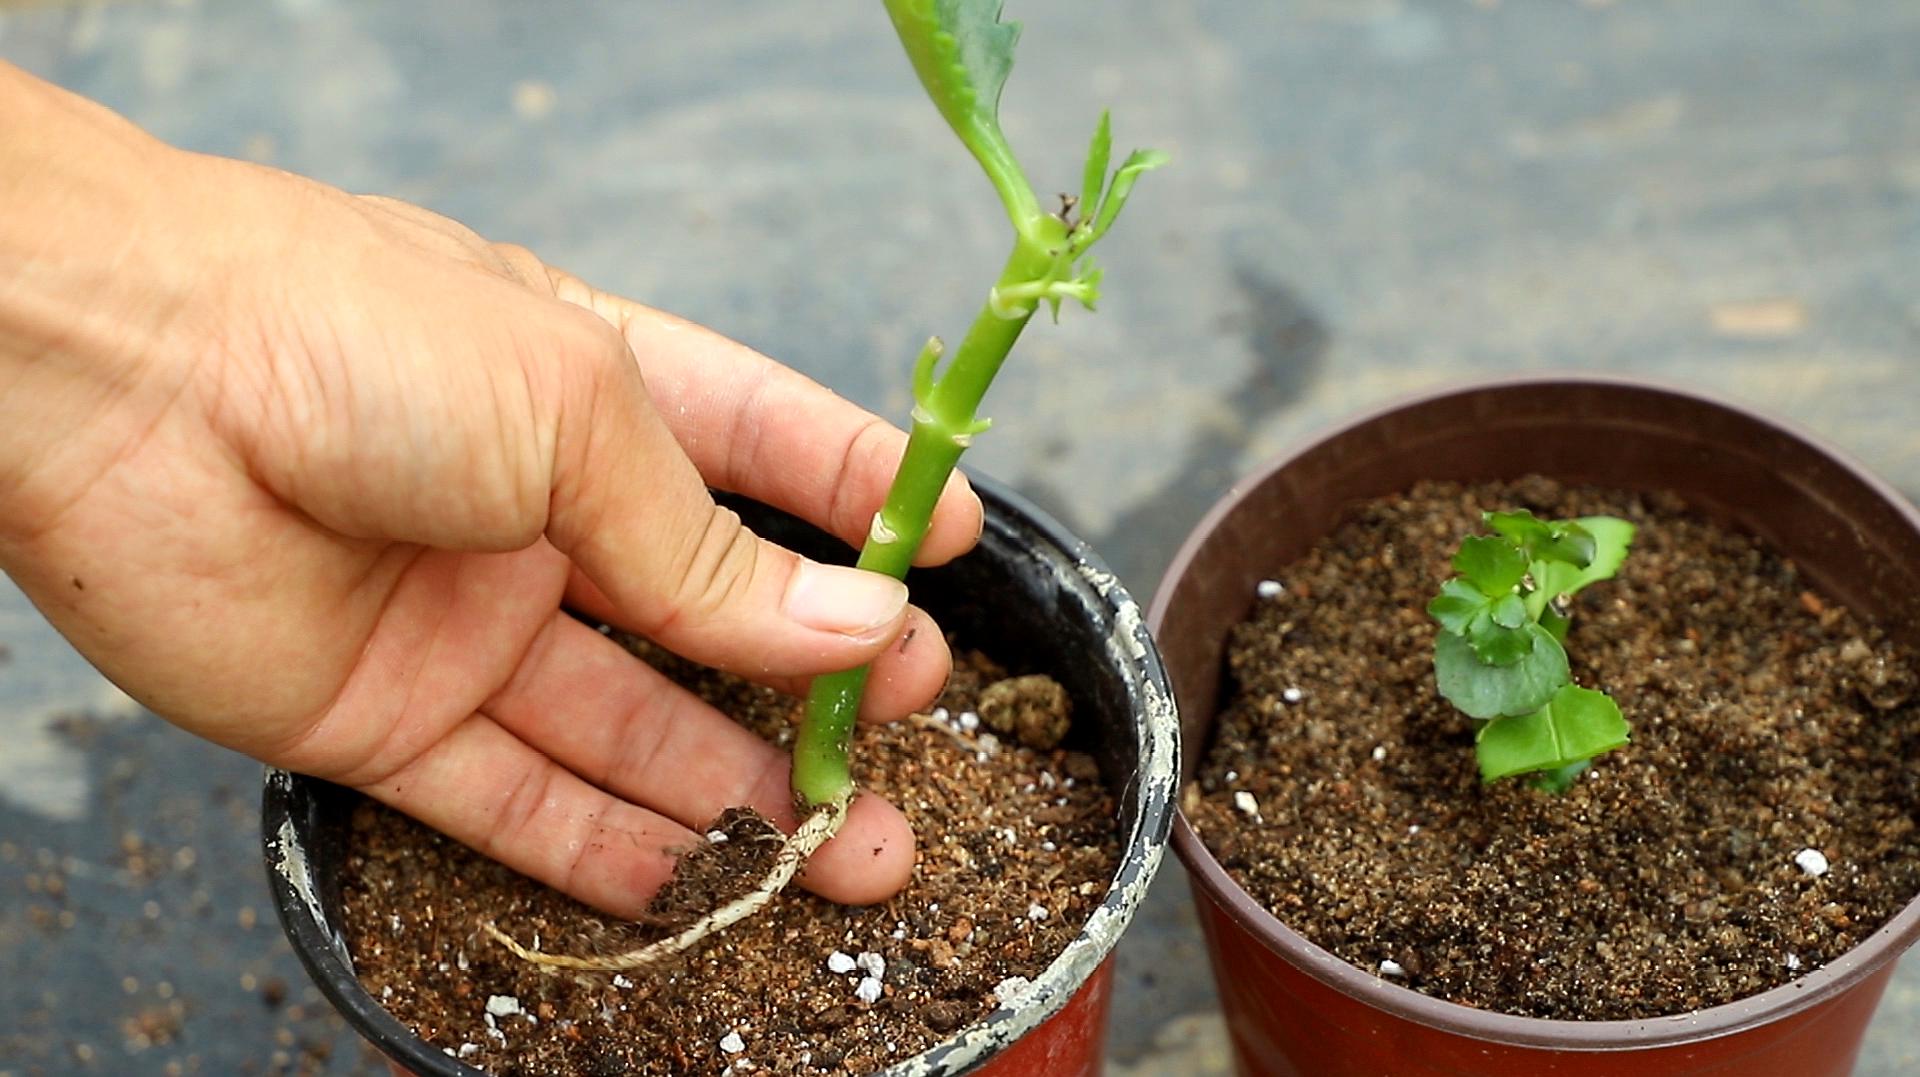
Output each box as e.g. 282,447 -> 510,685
1427,509 -> 1635,792
487,0 -> 1162,971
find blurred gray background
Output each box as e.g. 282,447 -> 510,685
1,1 -> 1916,1073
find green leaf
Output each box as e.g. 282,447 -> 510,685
1079,110 -> 1112,229
1487,510 -> 1594,568
1434,625 -> 1569,720
1489,592 -> 1527,629
1467,621 -> 1534,666
883,0 -> 1038,225
1086,147 -> 1171,244
1453,535 -> 1528,597
1485,509 -> 1554,550
1534,515 -> 1635,602
1427,579 -> 1491,635
1476,684 -> 1629,783
1537,521 -> 1597,569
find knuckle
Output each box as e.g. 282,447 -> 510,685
656,506 -> 762,635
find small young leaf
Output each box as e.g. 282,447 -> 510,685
1087,147 -> 1171,244
1453,535 -> 1528,597
1489,592 -> 1527,629
1434,626 -> 1569,720
1466,620 -> 1534,666
1475,684 -> 1629,782
1533,515 -> 1636,603
1079,110 -> 1112,229
1487,509 -> 1594,568
1534,521 -> 1597,569
1485,509 -> 1554,550
1427,579 -> 1491,635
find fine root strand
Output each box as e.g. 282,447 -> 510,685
481,790 -> 853,973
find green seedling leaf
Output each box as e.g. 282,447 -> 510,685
1428,578 -> 1491,635
1487,509 -> 1595,568
1434,625 -> 1569,720
1467,620 -> 1534,666
1079,110 -> 1112,229
1537,521 -> 1597,569
1533,515 -> 1636,604
1453,535 -> 1528,597
1086,147 -> 1171,245
1484,509 -> 1554,550
1476,684 -> 1629,783
883,0 -> 1037,225
1489,592 -> 1527,629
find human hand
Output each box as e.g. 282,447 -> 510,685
0,64 -> 981,916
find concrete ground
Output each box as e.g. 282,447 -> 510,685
2,1 -> 1917,1073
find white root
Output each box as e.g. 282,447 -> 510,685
482,791 -> 852,972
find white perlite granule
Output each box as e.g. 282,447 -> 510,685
825,951 -> 856,975
718,1031 -> 745,1054
1793,848 -> 1830,877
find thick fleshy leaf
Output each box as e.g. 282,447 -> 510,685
1434,625 -> 1569,720
884,0 -> 1018,134
883,0 -> 1035,223
1453,535 -> 1528,597
1476,684 -> 1629,782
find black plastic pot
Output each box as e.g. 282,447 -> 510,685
264,475 -> 1178,1076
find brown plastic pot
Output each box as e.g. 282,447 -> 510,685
265,475 -> 1177,1077
1148,376 -> 1920,1076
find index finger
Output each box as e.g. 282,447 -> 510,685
518,256 -> 983,568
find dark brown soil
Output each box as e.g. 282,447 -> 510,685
340,639 -> 1118,1075
1187,477 -> 1920,1020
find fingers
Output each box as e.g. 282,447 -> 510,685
360,713 -> 694,919
538,317 -> 921,680
512,256 -> 982,568
480,613 -> 916,906
563,572 -> 952,724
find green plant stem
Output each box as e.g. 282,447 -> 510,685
790,238 -> 1054,808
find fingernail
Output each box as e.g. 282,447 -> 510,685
785,562 -> 908,638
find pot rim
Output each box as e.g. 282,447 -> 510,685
264,473 -> 1178,1076
1149,373 -> 1920,1051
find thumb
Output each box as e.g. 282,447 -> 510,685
543,318 -> 912,679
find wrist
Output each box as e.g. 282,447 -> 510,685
0,62 -> 210,538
